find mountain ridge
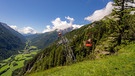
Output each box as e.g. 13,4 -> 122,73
0,22 -> 26,60
25,31 -> 58,49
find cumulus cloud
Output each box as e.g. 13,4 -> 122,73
65,16 -> 74,23
10,16 -> 82,34
42,16 -> 83,33
42,25 -> 53,33
72,24 -> 82,29
10,26 -> 37,34
85,2 -> 114,22
20,27 -> 37,34
52,17 -> 72,30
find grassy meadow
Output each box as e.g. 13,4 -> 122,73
0,46 -> 38,76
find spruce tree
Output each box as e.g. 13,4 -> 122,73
113,0 -> 134,44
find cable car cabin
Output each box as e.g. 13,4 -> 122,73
58,32 -> 62,37
85,40 -> 92,47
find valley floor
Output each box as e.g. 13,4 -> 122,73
0,46 -> 38,76
28,44 -> 135,76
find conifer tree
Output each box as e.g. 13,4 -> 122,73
113,0 -> 134,44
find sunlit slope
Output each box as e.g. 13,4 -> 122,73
28,44 -> 135,76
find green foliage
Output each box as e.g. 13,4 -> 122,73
112,0 -> 135,45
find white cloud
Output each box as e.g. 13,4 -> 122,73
10,26 -> 37,34
52,17 -> 72,30
72,24 -> 83,29
42,25 -> 53,33
10,17 -> 83,34
85,2 -> 114,22
42,16 -> 83,33
10,24 -> 82,34
65,16 -> 74,23
20,27 -> 37,34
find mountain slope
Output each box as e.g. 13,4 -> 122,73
0,22 -> 26,60
1,22 -> 26,42
26,27 -> 74,50
25,31 -> 58,49
28,44 -> 135,76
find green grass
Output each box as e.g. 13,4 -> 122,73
0,64 -> 9,72
28,44 -> 135,76
1,60 -> 25,76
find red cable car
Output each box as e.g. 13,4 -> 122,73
85,39 -> 92,47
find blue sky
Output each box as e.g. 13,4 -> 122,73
0,0 -> 112,34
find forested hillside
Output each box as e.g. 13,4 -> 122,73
27,44 -> 135,76
16,0 -> 135,75
0,22 -> 26,60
